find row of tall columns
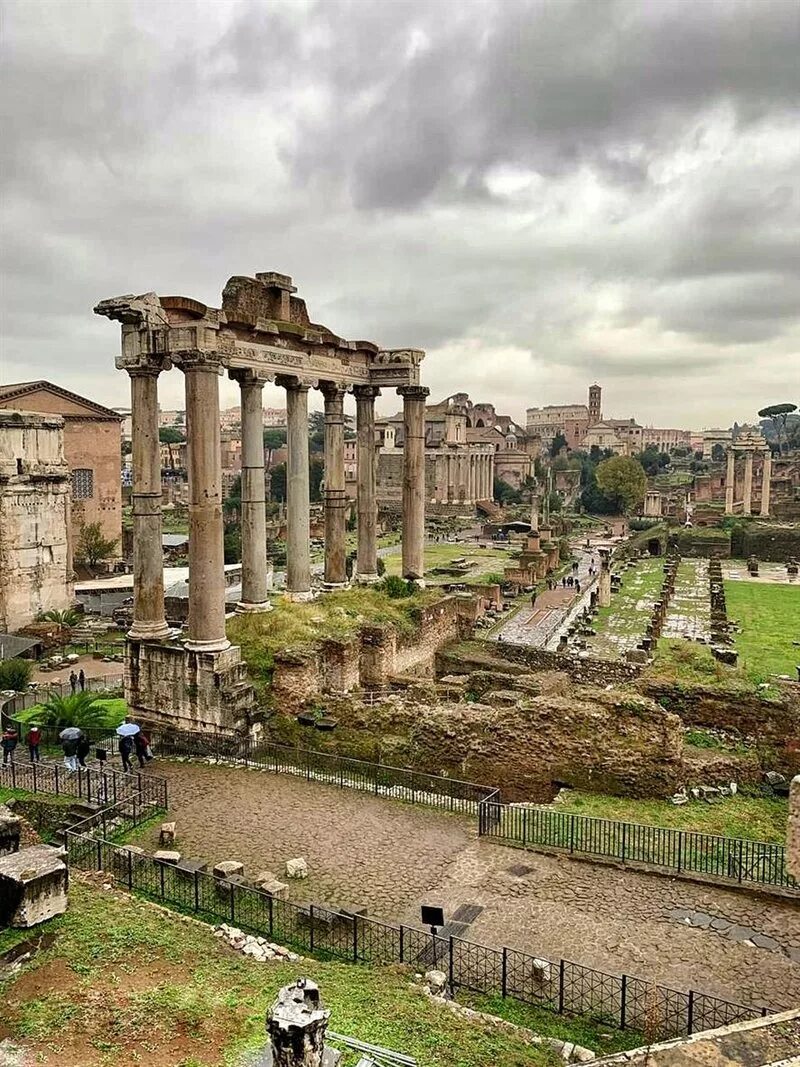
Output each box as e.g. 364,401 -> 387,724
435,450 -> 493,504
724,448 -> 772,517
124,362 -> 430,648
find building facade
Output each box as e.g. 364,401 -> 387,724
0,381 -> 123,561
0,410 -> 74,632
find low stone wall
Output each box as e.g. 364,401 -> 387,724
437,640 -> 643,687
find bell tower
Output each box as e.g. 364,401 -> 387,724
588,383 -> 602,425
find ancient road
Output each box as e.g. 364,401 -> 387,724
132,761 -> 800,1013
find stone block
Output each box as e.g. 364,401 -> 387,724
0,804 -> 22,856
258,879 -> 289,899
285,857 -> 308,879
111,844 -> 145,876
213,860 -> 245,879
175,858 -> 208,881
153,850 -> 181,864
0,845 -> 68,927
159,821 -> 176,846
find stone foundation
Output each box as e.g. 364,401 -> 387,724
125,638 -> 256,733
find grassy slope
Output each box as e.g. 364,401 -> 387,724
724,580 -> 800,679
0,878 -> 575,1067
552,790 -> 788,843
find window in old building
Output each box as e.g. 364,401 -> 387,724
71,467 -> 94,500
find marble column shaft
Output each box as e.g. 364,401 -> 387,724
743,450 -> 754,516
181,356 -> 229,651
724,450 -> 735,514
234,371 -> 271,612
127,365 -> 170,641
322,384 -> 347,587
283,378 -> 312,599
760,451 -> 772,516
355,385 -> 379,581
399,385 -> 429,581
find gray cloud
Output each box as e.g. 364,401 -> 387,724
0,0 -> 798,428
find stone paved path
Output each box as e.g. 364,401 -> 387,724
663,559 -> 710,641
135,761 -> 800,1012
494,542 -> 597,648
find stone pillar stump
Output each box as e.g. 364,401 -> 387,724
354,385 -> 380,583
398,385 -> 429,582
322,384 -> 348,589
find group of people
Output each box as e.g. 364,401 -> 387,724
2,724 -> 42,765
69,669 -> 87,694
0,720 -> 153,775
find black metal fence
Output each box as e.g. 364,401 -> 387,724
0,760 -> 167,816
153,731 -> 495,815
478,801 -> 798,893
64,831 -> 766,1042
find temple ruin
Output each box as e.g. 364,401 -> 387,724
94,272 -> 427,732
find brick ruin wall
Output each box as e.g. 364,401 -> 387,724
437,639 -> 644,687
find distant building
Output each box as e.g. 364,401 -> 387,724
0,381 -> 123,561
0,410 -> 74,632
263,408 -> 287,428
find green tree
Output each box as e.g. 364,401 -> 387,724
493,478 -> 521,505
0,658 -> 33,691
758,403 -> 797,453
595,456 -> 647,514
75,522 -> 118,566
158,427 -> 186,444
308,411 -> 325,453
550,432 -> 568,457
711,443 -> 725,462
310,457 -> 324,502
270,463 -> 287,502
636,445 -> 670,476
37,691 -> 109,731
263,428 -> 287,452
223,524 -> 241,564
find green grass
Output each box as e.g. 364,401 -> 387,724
0,878 -> 578,1066
552,790 -> 788,843
381,542 -> 514,584
589,558 -> 665,655
724,580 -> 800,679
12,697 -> 128,730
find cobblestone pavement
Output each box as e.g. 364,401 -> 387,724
663,559 -> 710,641
138,761 -> 800,1011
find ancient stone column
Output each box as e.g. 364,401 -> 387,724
282,377 -> 313,601
267,978 -> 331,1067
743,450 -> 754,516
321,383 -> 347,588
724,449 -> 735,514
760,450 -> 772,517
399,385 -> 429,582
232,370 -> 271,613
447,452 -> 455,504
126,362 -> 171,641
354,385 -> 380,583
179,354 -> 229,651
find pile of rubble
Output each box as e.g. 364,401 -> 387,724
213,922 -> 304,964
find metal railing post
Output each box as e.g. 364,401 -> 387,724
620,974 -> 627,1029
687,989 -> 695,1035
128,849 -> 133,890
448,936 -> 455,991
558,960 -> 565,1013
353,916 -> 358,963
310,905 -> 315,952
501,947 -> 508,998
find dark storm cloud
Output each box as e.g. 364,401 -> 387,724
0,0 -> 798,426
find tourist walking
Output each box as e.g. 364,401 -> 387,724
61,732 -> 80,773
69,670 -> 78,695
2,727 -> 18,765
134,729 -> 151,769
530,591 -> 537,608
76,733 -> 91,768
576,580 -> 581,594
78,668 -> 86,692
26,724 -> 41,762
118,734 -> 135,774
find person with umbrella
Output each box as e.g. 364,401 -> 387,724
116,721 -> 139,774
133,726 -> 152,768
60,727 -> 82,772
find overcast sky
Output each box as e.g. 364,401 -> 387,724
1,0 -> 798,428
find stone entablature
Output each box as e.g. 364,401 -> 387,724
95,273 -> 428,732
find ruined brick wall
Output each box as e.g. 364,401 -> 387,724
271,648 -> 323,710
323,686 -> 683,800
437,640 -> 644,687
320,638 -> 361,693
63,418 -> 123,557
731,522 -> 800,562
393,597 -> 472,676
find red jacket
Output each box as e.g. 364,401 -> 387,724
27,727 -> 42,746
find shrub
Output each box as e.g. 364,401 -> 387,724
0,658 -> 33,691
380,575 -> 414,599
35,692 -> 111,731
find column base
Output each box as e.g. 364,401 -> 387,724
183,637 -> 232,653
127,622 -> 172,642
355,572 -> 380,585
235,600 -> 273,614
284,589 -> 315,603
322,581 -> 349,592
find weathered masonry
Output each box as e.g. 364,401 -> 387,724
95,271 -> 428,732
